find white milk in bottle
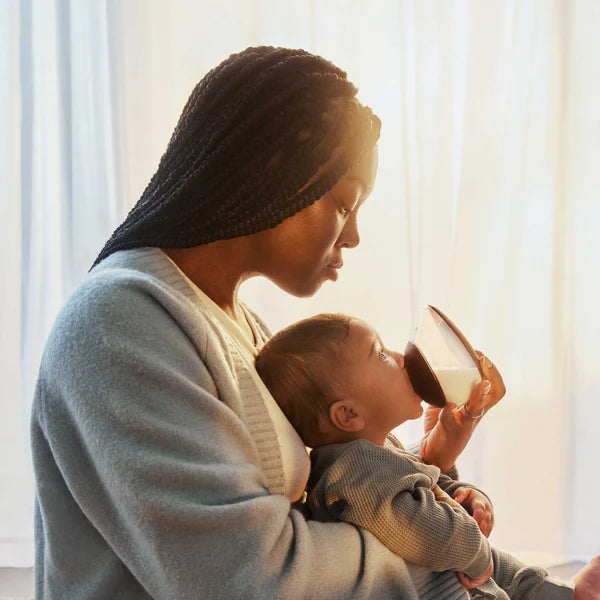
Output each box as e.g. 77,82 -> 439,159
433,367 -> 481,406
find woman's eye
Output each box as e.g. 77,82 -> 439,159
378,350 -> 389,361
339,205 -> 351,215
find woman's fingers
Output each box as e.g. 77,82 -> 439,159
440,402 -> 458,427
460,380 -> 490,423
453,486 -> 495,537
475,350 -> 506,410
476,514 -> 493,537
422,405 -> 442,436
453,487 -> 468,504
456,571 -> 475,589
472,502 -> 494,537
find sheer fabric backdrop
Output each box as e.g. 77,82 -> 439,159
1,0 -> 598,566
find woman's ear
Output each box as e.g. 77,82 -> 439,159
329,400 -> 366,433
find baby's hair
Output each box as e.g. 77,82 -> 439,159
93,46 -> 380,267
255,313 -> 352,448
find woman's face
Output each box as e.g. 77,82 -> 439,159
254,145 -> 378,297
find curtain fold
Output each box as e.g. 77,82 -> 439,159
0,0 -> 29,568
563,0 -> 600,554
1,0 -> 123,565
1,0 -> 598,566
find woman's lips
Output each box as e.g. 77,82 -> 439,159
326,263 -> 342,280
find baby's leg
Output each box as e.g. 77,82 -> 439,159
482,548 -> 573,600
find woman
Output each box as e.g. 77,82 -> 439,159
31,46 -> 597,599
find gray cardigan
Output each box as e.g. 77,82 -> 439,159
31,248 -> 422,599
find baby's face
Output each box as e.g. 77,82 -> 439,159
342,319 -> 423,435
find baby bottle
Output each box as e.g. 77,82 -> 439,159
404,306 -> 483,408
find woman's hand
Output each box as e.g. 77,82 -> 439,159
457,561 -> 493,589
431,484 -> 466,512
453,487 -> 494,537
419,351 -> 505,473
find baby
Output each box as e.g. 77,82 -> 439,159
255,313 -> 583,600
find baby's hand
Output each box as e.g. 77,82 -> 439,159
453,487 -> 494,537
457,561 -> 493,589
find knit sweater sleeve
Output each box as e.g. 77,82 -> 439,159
393,435 -> 461,481
308,440 -> 491,579
394,434 -> 491,503
31,274 -> 418,600
436,472 -> 495,509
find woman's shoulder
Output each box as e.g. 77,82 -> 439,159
44,248 -> 216,366
87,247 -> 198,301
57,251 -> 181,324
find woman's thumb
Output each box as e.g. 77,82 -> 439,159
440,402 -> 457,424
454,488 -> 467,503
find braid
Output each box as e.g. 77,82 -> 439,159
168,94 -> 344,231
93,46 -> 380,267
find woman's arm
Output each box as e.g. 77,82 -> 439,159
32,277 -> 418,600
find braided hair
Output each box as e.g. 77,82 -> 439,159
92,46 -> 381,267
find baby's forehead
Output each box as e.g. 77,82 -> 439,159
348,318 -> 376,340
343,318 -> 377,357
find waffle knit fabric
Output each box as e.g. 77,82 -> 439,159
307,439 -> 574,600
31,247 -> 423,599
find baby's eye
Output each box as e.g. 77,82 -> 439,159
378,349 -> 390,362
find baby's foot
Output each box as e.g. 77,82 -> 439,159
574,555 -> 600,600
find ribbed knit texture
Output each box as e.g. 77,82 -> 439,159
93,46 -> 380,268
407,565 -> 469,599
233,346 -> 285,495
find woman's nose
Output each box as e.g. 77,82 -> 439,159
338,217 -> 360,249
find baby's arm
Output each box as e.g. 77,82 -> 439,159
388,436 -> 495,536
308,440 -> 492,579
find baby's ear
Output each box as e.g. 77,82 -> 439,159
329,401 -> 366,433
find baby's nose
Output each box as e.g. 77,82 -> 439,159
394,352 -> 405,368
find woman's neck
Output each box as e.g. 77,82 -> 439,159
163,241 -> 256,321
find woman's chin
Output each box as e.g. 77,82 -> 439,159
271,275 -> 325,298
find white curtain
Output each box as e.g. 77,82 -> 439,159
1,0 -> 598,567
